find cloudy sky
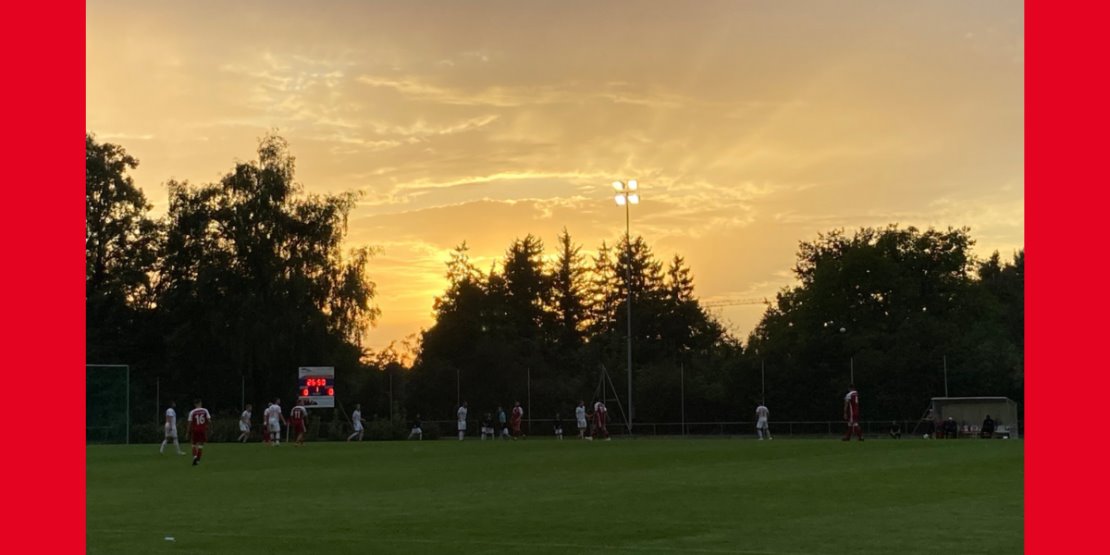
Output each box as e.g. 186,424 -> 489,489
86,0 -> 1024,350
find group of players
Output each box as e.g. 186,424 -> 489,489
749,383 -> 862,442
452,399 -> 612,441
158,384 -> 861,465
160,397 -> 312,465
158,399 -> 211,466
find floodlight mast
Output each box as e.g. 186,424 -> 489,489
612,180 -> 640,434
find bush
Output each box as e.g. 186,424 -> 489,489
320,418 -> 349,441
416,420 -> 441,440
130,423 -> 164,444
366,418 -> 409,440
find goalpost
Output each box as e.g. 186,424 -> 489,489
87,364 -> 130,444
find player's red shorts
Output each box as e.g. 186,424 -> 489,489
191,429 -> 207,444
294,421 -> 306,434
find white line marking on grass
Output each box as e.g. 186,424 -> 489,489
89,528 -> 819,554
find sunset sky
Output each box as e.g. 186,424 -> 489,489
86,0 -> 1024,351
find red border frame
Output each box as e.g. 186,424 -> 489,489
1026,1 -> 1104,553
0,1 -> 1092,552
1,0 -> 85,551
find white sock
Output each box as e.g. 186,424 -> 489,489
160,440 -> 166,453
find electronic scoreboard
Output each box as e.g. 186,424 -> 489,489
297,366 -> 335,408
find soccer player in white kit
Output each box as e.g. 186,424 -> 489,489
457,402 -> 468,440
575,400 -> 588,439
237,403 -> 252,443
160,401 -> 185,455
267,398 -> 286,446
756,403 -> 771,440
347,404 -> 365,441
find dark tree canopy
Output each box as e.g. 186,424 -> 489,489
745,225 -> 1023,420
86,133 -> 380,421
86,134 -> 161,362
410,231 -> 730,424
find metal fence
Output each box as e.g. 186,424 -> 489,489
423,418 -> 1024,439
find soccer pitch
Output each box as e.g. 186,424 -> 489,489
87,438 -> 1022,554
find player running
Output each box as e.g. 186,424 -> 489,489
408,413 -> 423,440
290,400 -> 308,446
756,403 -> 771,440
267,399 -> 286,446
843,384 -> 863,441
553,412 -> 564,440
187,399 -> 211,466
457,402 -> 469,440
237,403 -> 252,443
160,401 -> 185,455
348,403 -> 365,441
575,400 -> 588,439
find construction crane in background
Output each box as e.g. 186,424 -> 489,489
701,297 -> 772,308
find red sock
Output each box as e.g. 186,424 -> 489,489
197,447 -> 203,460
191,446 -> 197,457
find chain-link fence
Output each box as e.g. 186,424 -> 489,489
87,364 -> 129,444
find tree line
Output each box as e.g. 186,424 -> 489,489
87,133 -> 1023,436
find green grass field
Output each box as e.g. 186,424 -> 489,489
87,438 -> 1022,554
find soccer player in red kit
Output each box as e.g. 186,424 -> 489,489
187,399 -> 212,465
510,401 -> 524,439
843,384 -> 863,441
290,399 -> 308,446
593,400 -> 610,440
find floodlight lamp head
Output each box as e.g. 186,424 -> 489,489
627,179 -> 638,191
628,193 -> 640,205
614,194 -> 627,206
612,181 -> 625,191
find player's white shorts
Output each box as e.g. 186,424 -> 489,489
411,427 -> 422,435
353,423 -> 364,432
239,422 -> 250,432
458,421 -> 467,431
577,418 -> 587,429
164,425 -> 177,438
268,420 -> 281,433
756,418 -> 768,430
